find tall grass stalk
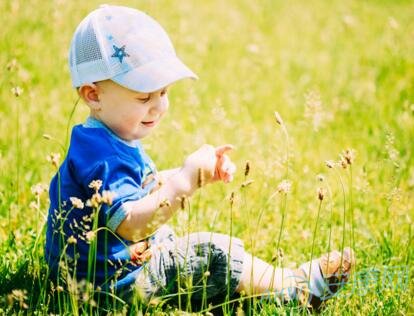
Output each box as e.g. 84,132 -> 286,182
333,168 -> 347,277
308,195 -> 323,284
271,112 -> 290,294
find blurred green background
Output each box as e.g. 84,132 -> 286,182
0,0 -> 413,314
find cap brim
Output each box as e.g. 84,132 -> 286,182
111,57 -> 198,93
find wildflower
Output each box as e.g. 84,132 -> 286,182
101,190 -> 116,205
88,179 -> 102,192
11,86 -> 23,97
67,235 -> 77,244
343,148 -> 355,165
325,160 -> 335,169
70,197 -> 84,209
276,179 -> 291,194
86,192 -> 102,208
317,187 -> 325,201
85,231 -> 96,243
197,168 -> 204,187
274,111 -> 284,125
316,174 -> 324,182
46,152 -> 61,168
56,285 -> 64,293
244,160 -> 251,176
204,271 -> 211,277
31,183 -> 48,196
7,289 -> 28,309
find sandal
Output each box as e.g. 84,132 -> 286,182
294,247 -> 355,309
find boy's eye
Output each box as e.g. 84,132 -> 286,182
137,95 -> 150,103
160,89 -> 167,96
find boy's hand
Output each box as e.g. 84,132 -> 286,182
214,145 -> 236,183
182,144 -> 236,189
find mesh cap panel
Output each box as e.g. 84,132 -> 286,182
74,19 -> 102,65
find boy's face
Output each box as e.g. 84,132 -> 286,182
92,80 -> 169,140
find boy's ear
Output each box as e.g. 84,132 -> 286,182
78,83 -> 101,110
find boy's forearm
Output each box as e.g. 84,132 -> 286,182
158,168 -> 181,182
115,168 -> 195,241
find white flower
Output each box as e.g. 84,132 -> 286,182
70,197 -> 84,209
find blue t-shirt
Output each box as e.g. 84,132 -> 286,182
45,117 -> 158,292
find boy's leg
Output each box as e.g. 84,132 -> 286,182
236,253 -> 298,300
133,226 -> 245,302
236,248 -> 355,308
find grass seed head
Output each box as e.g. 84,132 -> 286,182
277,179 -> 291,194
325,160 -> 335,169
316,174 -> 325,182
11,86 -> 23,97
159,198 -> 171,208
244,160 -> 250,176
274,111 -> 284,125
47,152 -> 61,168
67,235 -> 77,244
229,191 -> 235,206
317,187 -> 325,201
343,148 -> 355,165
31,183 -> 48,197
197,168 -> 205,187
178,195 -> 187,210
6,58 -> 18,71
339,155 -> 348,169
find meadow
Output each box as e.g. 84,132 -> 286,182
0,0 -> 413,314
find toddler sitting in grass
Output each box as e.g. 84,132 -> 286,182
45,4 -> 355,311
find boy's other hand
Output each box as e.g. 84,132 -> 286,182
214,145 -> 236,183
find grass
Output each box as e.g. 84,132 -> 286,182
1,0 -> 413,314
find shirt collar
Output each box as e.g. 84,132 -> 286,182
83,116 -> 141,148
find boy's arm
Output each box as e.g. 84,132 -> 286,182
116,167 -> 195,241
116,144 -> 235,242
157,168 -> 180,182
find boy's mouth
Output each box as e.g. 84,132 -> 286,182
141,120 -> 156,127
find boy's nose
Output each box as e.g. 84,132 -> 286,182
150,97 -> 169,115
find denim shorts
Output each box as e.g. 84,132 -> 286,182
133,225 -> 245,303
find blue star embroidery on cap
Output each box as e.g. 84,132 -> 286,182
111,45 -> 130,63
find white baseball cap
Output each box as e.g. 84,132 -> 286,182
69,4 -> 198,92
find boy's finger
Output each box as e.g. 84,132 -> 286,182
215,144 -> 234,156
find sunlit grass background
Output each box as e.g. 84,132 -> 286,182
1,0 -> 413,314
